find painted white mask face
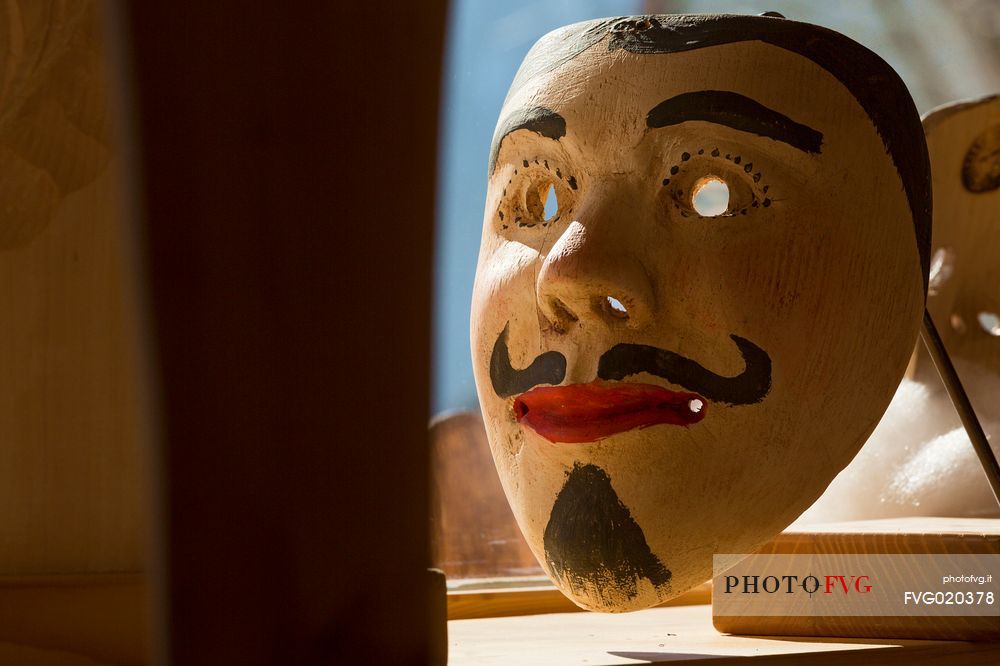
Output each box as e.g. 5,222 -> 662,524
471,14 -> 929,611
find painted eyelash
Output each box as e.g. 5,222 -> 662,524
497,158 -> 578,230
661,147 -> 773,212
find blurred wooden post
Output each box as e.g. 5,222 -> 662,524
108,3 -> 446,663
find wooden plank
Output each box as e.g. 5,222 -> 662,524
714,518 -> 1000,640
0,574 -> 146,664
766,517 -> 1000,553
0,642 -> 106,666
449,581 -> 712,620
450,603 -> 1000,665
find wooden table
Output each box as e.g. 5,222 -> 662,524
449,604 -> 1000,664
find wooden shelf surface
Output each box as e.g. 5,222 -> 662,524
449,603 -> 1000,665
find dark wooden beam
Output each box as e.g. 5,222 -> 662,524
108,3 -> 446,663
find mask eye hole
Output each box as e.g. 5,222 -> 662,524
524,176 -> 566,225
496,160 -> 575,235
543,183 -> 558,221
691,176 -> 729,217
978,311 -> 1000,337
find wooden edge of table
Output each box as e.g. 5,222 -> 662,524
714,614 -> 1000,642
0,573 -> 147,664
448,580 -> 712,620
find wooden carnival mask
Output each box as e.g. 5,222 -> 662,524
471,14 -> 930,611
924,94 -> 1000,380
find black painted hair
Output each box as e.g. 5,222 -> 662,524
503,14 -> 931,295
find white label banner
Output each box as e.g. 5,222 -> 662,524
713,553 -> 1000,617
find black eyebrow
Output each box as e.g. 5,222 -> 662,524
488,106 -> 566,173
646,90 -> 823,154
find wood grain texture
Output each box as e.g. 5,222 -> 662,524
713,517 -> 1000,640
0,573 -> 146,664
0,0 -> 145,576
0,643 -> 105,666
112,3 -> 446,663
920,95 -> 1000,403
448,580 -> 712,620
430,411 -> 542,579
0,1 -> 113,248
450,603 -> 1000,665
766,517 -> 1000,554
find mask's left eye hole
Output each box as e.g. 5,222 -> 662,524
497,163 -> 576,233
691,176 -> 729,217
543,184 -> 558,220
524,178 -> 565,225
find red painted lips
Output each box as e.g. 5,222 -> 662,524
512,381 -> 706,443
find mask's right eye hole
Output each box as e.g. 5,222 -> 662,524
691,176 -> 729,217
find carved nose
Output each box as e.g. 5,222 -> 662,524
536,220 -> 655,331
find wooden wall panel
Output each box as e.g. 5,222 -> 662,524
110,3 -> 446,663
0,0 -> 144,580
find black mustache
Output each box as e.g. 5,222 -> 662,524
489,325 -> 771,405
490,325 -> 567,398
598,337 -> 771,405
